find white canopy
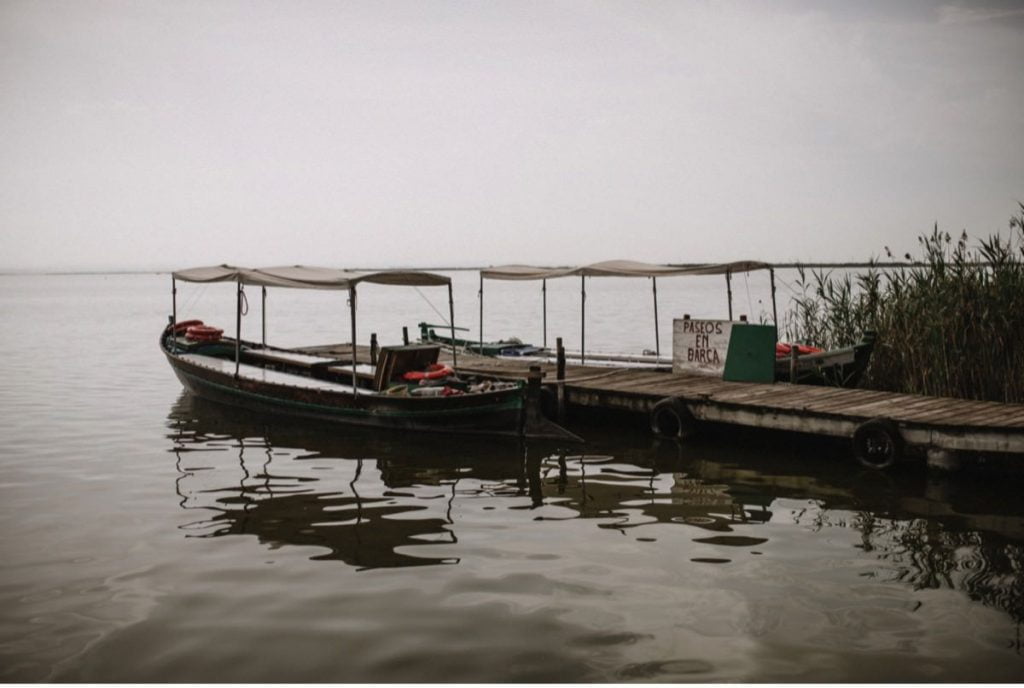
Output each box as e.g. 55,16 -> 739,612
172,264 -> 451,289
481,259 -> 771,281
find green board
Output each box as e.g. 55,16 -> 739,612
723,324 -> 777,383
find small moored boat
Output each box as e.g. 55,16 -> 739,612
162,265 -> 577,440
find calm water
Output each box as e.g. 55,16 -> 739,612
2,272 -> 1023,682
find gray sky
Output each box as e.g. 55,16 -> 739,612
2,0 -> 1022,271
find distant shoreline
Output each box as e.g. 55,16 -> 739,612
0,261 -> 941,276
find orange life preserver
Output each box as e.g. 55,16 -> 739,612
403,363 -> 454,381
185,325 -> 224,342
172,319 -> 204,334
776,342 -> 822,357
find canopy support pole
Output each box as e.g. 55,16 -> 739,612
652,276 -> 660,359
349,286 -> 358,395
580,275 -> 586,366
478,273 -> 484,356
171,277 -> 177,353
448,282 -> 458,372
542,279 -> 547,349
769,267 -> 778,328
261,286 -> 267,347
234,280 -> 242,378
726,270 -> 734,320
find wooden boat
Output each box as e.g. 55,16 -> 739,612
773,331 -> 876,387
163,265 -> 578,440
418,322 -> 544,357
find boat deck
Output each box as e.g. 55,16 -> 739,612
178,353 -> 364,394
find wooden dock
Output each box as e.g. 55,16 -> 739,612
444,352 -> 1024,461
300,343 -> 1024,466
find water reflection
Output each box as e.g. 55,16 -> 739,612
166,393 -> 1024,628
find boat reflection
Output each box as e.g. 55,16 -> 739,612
166,393 -> 1024,625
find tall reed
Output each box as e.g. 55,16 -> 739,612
781,204 -> 1024,402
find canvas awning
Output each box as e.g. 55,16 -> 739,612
172,264 -> 451,289
480,260 -> 771,281
476,259 -> 776,362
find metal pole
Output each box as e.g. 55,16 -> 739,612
770,267 -> 778,327
542,279 -> 547,349
261,286 -> 267,347
479,273 -> 484,355
171,277 -> 177,352
726,270 -> 734,320
652,276 -> 660,359
234,280 -> 242,378
349,285 -> 358,395
448,282 -> 458,372
580,274 -> 586,366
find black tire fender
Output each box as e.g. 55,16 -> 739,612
852,418 -> 904,469
650,397 -> 698,439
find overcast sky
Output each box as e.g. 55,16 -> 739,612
1,0 -> 1022,272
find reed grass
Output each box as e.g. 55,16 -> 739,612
781,204 -> 1024,402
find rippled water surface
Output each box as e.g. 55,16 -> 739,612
2,273 -> 1023,682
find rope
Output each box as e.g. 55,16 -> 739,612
414,286 -> 450,326
240,287 -> 249,316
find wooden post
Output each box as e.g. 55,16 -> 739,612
789,345 -> 799,384
448,282 -> 458,373
261,286 -> 267,347
542,278 -> 547,349
652,276 -> 660,359
402,326 -> 409,346
349,286 -> 358,395
556,337 -> 566,381
524,365 -> 543,434
769,267 -> 778,327
234,280 -> 242,379
580,275 -> 586,366
726,270 -> 733,320
479,272 -> 484,355
370,332 -> 378,366
556,337 -> 566,422
740,314 -> 747,322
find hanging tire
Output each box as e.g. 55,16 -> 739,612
852,418 -> 903,469
650,397 -> 698,439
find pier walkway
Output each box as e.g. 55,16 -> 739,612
444,352 -> 1024,457
299,343 -> 1024,460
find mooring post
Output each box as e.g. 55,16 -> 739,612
402,326 -> 409,346
769,267 -> 778,327
261,286 -> 267,348
789,346 -> 799,383
370,332 -> 378,366
556,338 -> 566,422
525,365 -> 543,430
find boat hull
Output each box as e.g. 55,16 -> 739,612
162,346 -> 526,437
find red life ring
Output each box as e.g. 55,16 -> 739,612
403,363 -> 454,381
172,319 -> 204,334
185,325 -> 224,342
776,342 -> 823,357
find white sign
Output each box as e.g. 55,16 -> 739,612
672,319 -> 734,375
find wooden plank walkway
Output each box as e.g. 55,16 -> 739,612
442,352 -> 1024,455
296,343 -> 1024,455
